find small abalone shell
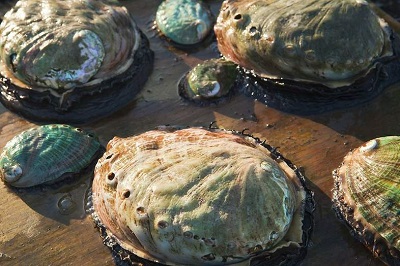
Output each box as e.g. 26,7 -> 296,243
178,58 -> 238,105
0,0 -> 154,123
0,124 -> 103,188
91,127 -> 314,265
333,136 -> 400,265
155,0 -> 214,46
214,0 -> 400,114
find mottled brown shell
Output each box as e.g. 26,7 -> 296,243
91,127 -> 311,265
214,0 -> 393,88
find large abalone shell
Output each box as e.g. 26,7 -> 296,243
333,136 -> 400,265
0,124 -> 104,188
0,0 -> 154,124
214,0 -> 400,114
90,127 -> 314,265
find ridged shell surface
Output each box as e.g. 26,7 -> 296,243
214,0 -> 392,88
0,0 -> 140,91
333,136 -> 400,264
0,124 -> 103,188
155,0 -> 214,45
92,127 -> 307,265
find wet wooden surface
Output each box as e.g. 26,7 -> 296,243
0,1 -> 398,265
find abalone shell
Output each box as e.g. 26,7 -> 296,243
0,124 -> 104,188
214,0 -> 400,115
333,136 -> 400,265
155,0 -> 214,47
178,58 -> 238,105
0,0 -> 154,124
90,127 -> 314,265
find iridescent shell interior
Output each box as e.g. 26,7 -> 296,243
91,127 -> 310,265
333,136 -> 400,264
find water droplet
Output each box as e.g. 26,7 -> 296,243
57,194 -> 77,215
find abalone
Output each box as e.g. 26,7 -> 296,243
214,0 -> 400,114
0,124 -> 104,188
90,126 -> 314,265
0,0 -> 154,124
333,136 -> 400,265
178,58 -> 238,105
155,0 -> 214,48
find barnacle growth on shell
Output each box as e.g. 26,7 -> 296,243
89,126 -> 314,265
333,136 -> 400,265
0,124 -> 104,188
0,0 -> 154,123
214,0 -> 400,114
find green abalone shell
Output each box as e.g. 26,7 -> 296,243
178,58 -> 238,105
155,0 -> 214,46
0,124 -> 103,188
333,136 -> 400,265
